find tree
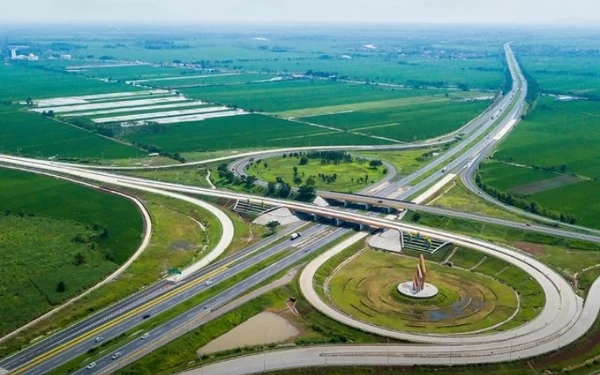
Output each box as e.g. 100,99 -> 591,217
412,212 -> 421,222
245,175 -> 257,187
298,184 -> 317,200
266,220 -> 281,234
368,160 -> 383,168
56,281 -> 66,293
299,156 -> 309,165
73,252 -> 87,266
306,176 -> 316,186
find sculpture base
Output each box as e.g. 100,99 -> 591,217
397,281 -> 438,299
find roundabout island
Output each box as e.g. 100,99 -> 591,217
323,246 -> 522,334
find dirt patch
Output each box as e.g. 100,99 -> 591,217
513,241 -> 545,256
168,240 -> 197,251
509,175 -> 581,195
197,311 -> 300,356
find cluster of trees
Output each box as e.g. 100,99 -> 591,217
217,164 -> 257,188
475,174 -> 576,224
350,174 -> 372,184
315,173 -> 337,184
267,179 -> 292,198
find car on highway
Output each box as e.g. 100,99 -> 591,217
94,336 -> 103,343
111,352 -> 122,360
142,314 -> 151,319
290,232 -> 302,240
205,280 -> 213,286
86,362 -> 97,370
141,333 -> 150,339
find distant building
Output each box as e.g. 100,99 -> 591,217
60,54 -> 72,60
27,54 -> 39,61
10,48 -> 17,59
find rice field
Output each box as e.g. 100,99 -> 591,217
124,114 -> 392,153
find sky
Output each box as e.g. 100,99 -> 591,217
1,0 -> 598,25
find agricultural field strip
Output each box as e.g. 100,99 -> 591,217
29,96 -> 188,113
277,95 -> 452,118
65,63 -> 151,70
33,90 -> 170,107
61,101 -> 207,117
131,72 -> 240,84
92,106 -> 233,123
137,110 -> 246,125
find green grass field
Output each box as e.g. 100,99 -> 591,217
0,63 -> 139,101
520,55 -> 600,97
357,148 -> 443,176
477,97 -> 600,229
248,155 -> 386,192
494,98 -> 600,178
181,80 -> 438,113
431,181 -> 527,222
0,104 -> 141,160
301,99 -> 490,142
124,114 -> 392,153
0,168 -> 143,336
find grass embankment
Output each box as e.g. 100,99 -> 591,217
430,180 -> 527,222
0,192 -> 222,358
0,168 -> 143,338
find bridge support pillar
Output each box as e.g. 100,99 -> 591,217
358,223 -> 369,231
309,213 -> 318,222
384,206 -> 392,214
399,230 -> 404,249
335,218 -> 344,227
343,200 -> 349,208
362,203 -> 371,211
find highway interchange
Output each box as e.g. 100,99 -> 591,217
2,43 -> 600,375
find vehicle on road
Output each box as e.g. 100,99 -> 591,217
290,232 -> 302,240
142,314 -> 151,319
205,280 -> 213,286
441,167 -> 447,173
94,337 -> 103,343
86,362 -> 97,370
141,333 -> 150,339
111,352 -> 122,360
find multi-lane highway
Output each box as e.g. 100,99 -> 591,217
2,43 -> 599,375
